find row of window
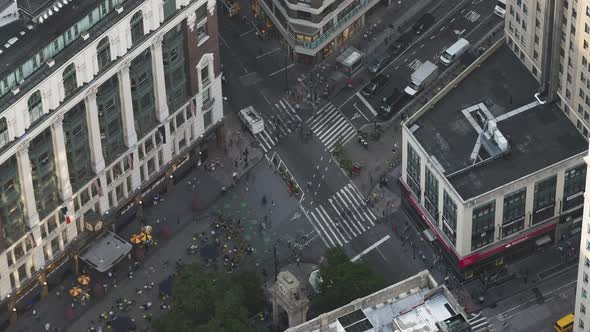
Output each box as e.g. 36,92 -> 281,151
407,143 -> 586,250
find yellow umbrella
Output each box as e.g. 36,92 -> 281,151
138,232 -> 152,243
130,234 -> 142,245
69,287 -> 82,297
77,275 -> 90,286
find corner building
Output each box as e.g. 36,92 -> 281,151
0,0 -> 223,316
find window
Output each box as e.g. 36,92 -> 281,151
200,65 -> 210,86
130,11 -> 144,44
586,256 -> 590,267
96,37 -> 111,72
28,90 -> 43,124
62,63 -> 77,98
196,4 -> 208,21
202,87 -> 211,104
163,0 -> 176,19
424,168 -> 438,223
583,303 -> 587,315
203,108 -> 212,128
581,319 -> 585,329
0,118 -> 8,148
563,164 -> 586,210
584,289 -> 589,299
503,189 -> 526,237
584,272 -> 589,284
442,191 -> 457,245
534,34 -> 539,44
586,23 -> 590,33
523,3 -> 528,15
471,202 -> 495,250
587,5 -> 590,17
406,144 -> 421,198
585,40 -> 589,50
533,176 -> 557,224
197,21 -> 208,42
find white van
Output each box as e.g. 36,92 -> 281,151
439,38 -> 470,66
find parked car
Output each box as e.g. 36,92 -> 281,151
361,74 -> 389,97
390,32 -> 412,57
412,13 -> 435,35
368,54 -> 392,74
378,89 -> 406,119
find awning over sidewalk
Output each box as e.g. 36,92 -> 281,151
80,231 -> 132,272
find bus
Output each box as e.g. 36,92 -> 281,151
494,0 -> 506,18
554,313 -> 574,332
239,106 -> 265,135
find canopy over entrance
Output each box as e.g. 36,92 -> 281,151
80,231 -> 132,272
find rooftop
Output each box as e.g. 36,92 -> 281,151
286,271 -> 469,332
411,44 -> 587,200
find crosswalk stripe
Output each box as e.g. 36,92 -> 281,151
336,191 -> 369,230
337,190 -> 367,232
281,99 -> 302,121
343,186 -> 376,226
318,117 -> 348,142
325,125 -> 356,149
331,196 -> 364,233
309,104 -> 337,125
309,211 -> 336,247
328,198 -> 358,237
319,205 -> 352,241
316,207 -> 346,246
310,106 -> 338,129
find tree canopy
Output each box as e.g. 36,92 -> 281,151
313,247 -> 385,314
154,265 -> 267,332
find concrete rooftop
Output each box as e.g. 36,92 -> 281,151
411,44 -> 587,200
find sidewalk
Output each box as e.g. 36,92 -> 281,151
7,106 -> 265,332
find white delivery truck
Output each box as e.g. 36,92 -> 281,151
440,38 -> 470,66
239,106 -> 264,135
404,61 -> 438,97
494,0 -> 506,18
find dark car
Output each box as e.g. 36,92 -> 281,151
361,74 -> 389,97
378,89 -> 406,119
412,13 -> 435,35
390,32 -> 412,56
368,54 -> 392,74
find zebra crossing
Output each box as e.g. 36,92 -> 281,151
307,102 -> 357,151
408,59 -> 423,70
307,183 -> 378,247
254,98 -> 302,153
464,10 -> 481,22
468,312 -> 493,332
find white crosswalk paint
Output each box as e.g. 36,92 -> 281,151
251,97 -> 302,154
464,10 -> 481,22
408,59 -> 423,70
468,312 -> 493,332
308,183 -> 378,247
307,103 -> 357,151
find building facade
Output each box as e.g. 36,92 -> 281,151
253,0 -> 380,63
505,0 -> 590,136
575,147 -> 590,332
0,0 -> 223,315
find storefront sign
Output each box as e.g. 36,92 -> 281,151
400,177 -> 557,269
171,153 -> 191,172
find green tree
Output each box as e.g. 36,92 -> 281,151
313,247 -> 385,313
154,265 -> 267,332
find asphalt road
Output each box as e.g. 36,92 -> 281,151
217,0 -> 504,291
478,267 -> 577,332
338,0 -> 503,129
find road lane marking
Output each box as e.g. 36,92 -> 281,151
450,17 -> 456,23
356,92 -> 378,116
353,103 -> 370,121
465,13 -> 496,39
256,47 -> 281,59
240,28 -> 255,37
351,235 -> 391,262
269,64 -> 295,77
